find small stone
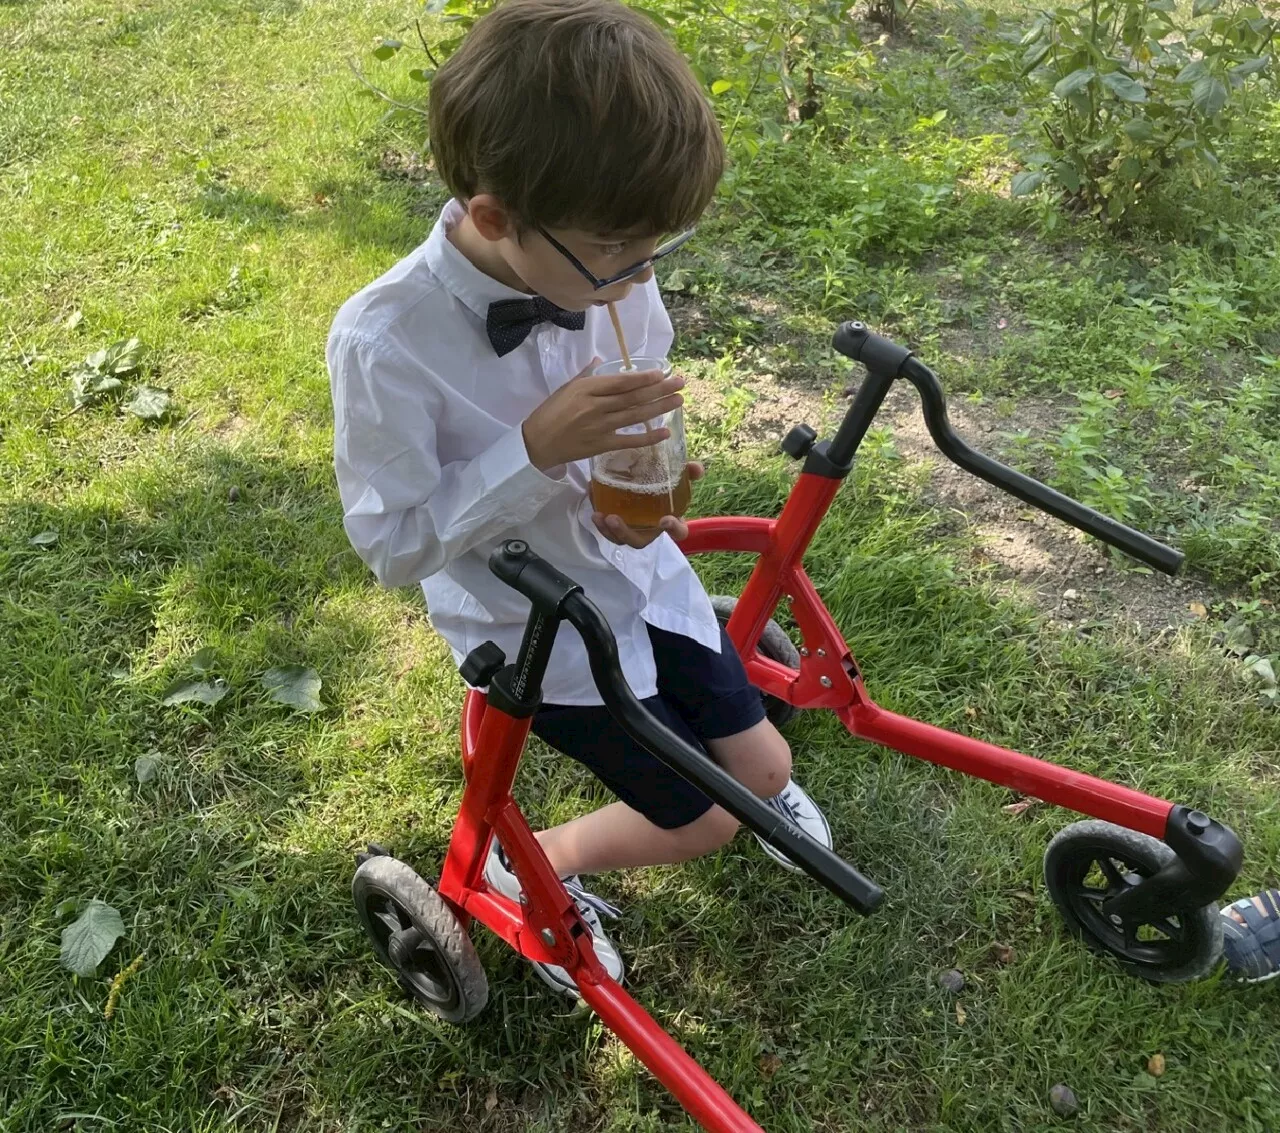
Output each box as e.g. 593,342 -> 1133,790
1049,1083 -> 1078,1117
938,968 -> 965,994
228,485 -> 241,503
1147,1052 -> 1166,1077
1062,588 -> 1079,601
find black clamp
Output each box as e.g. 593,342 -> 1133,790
780,424 -> 818,460
460,641 -> 506,688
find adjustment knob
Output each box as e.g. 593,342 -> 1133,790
780,424 -> 818,460
459,641 -> 506,687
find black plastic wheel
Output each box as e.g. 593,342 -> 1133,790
352,856 -> 488,1022
710,596 -> 801,729
1043,820 -> 1223,984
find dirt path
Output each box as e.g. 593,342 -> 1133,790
683,364 -> 1220,637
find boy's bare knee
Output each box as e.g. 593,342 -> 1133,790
708,720 -> 792,798
676,806 -> 739,856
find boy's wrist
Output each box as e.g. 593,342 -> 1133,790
522,419 -> 551,471
522,419 -> 567,479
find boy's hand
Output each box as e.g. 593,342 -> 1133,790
593,462 -> 704,548
523,357 -> 685,472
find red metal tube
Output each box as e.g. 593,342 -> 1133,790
846,700 -> 1173,838
576,978 -> 765,1133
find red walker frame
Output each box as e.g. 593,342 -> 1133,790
366,321 -> 1242,1132
435,467 -> 1175,1133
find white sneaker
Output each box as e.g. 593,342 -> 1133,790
482,840 -> 625,995
754,779 -> 833,872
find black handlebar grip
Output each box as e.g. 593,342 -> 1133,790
898,357 -> 1185,576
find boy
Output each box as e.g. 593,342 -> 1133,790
327,0 -> 831,995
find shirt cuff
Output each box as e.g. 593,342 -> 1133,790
473,423 -> 573,523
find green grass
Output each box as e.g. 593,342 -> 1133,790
2,1 -> 1279,1130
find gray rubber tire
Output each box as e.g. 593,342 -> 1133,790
1043,820 -> 1223,984
710,595 -> 801,729
353,856 -> 488,1023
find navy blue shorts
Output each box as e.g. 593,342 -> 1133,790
532,624 -> 767,830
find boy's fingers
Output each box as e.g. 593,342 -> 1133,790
603,426 -> 671,449
595,512 -> 663,548
686,461 -> 705,481
593,373 -> 683,404
604,394 -> 684,430
590,368 -> 670,394
659,515 -> 690,542
569,356 -> 604,381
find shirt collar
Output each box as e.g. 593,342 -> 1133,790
424,199 -> 531,321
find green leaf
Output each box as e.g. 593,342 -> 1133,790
161,678 -> 230,707
1244,656 -> 1276,688
60,900 -> 124,977
1176,59 -> 1208,83
261,665 -> 323,713
55,898 -> 80,919
1192,0 -> 1221,14
1191,74 -> 1228,115
408,68 -> 435,82
70,370 -> 124,409
1224,621 -> 1255,656
29,530 -> 59,547
1054,160 -> 1082,193
1100,72 -> 1146,102
1053,67 -> 1096,98
1123,117 -> 1156,141
662,267 -> 691,292
64,309 -> 83,330
124,385 -> 171,420
710,79 -> 733,96
372,37 -> 403,60
1011,170 -> 1046,197
134,754 -> 159,783
1230,56 -> 1269,79
106,337 -> 143,375
190,646 -> 218,673
760,118 -> 784,142
1021,42 -> 1051,74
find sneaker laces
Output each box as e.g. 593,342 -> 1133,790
498,846 -> 620,923
563,877 -> 621,922
770,785 -> 802,824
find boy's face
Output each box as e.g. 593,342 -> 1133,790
466,195 -> 660,312
508,224 -> 659,312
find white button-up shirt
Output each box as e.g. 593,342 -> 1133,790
327,200 -> 720,706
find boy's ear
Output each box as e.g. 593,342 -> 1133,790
467,194 -> 516,243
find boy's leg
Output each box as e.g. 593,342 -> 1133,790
536,799 -> 740,878
650,624 -> 833,871
532,713 -> 798,876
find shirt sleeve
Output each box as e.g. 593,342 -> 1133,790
328,330 -> 574,588
637,276 -> 675,359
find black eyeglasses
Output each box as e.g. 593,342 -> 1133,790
536,227 -> 696,291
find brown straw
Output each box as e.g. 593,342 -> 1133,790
607,301 -> 633,370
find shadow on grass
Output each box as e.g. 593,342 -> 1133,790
5,438 -> 1280,1131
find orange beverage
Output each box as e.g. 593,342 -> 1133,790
590,357 -> 689,531
590,456 -> 692,531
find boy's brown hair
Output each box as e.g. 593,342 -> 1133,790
429,0 -> 724,235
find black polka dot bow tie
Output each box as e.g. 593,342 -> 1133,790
486,296 -> 587,357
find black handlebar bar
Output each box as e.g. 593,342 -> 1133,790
487,542 -> 885,916
832,322 -> 1185,576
